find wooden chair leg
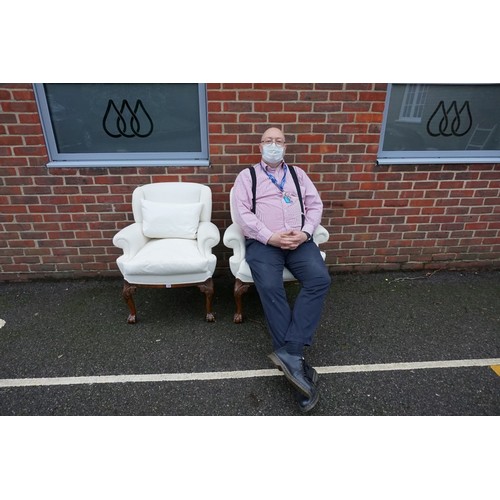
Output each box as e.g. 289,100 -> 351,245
233,278 -> 251,323
122,281 -> 137,324
197,277 -> 216,322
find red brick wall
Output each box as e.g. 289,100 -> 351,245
1,83 -> 499,281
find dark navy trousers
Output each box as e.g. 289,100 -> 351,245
245,239 -> 331,350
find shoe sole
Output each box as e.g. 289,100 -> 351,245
299,390 -> 320,413
268,352 -> 312,398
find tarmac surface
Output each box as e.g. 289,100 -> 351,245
0,269 -> 498,416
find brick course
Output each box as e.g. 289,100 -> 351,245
0,83 -> 499,281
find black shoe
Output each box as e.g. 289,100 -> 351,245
305,362 -> 319,385
295,389 -> 320,413
268,346 -> 315,398
275,359 -> 318,384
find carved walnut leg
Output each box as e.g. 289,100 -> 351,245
233,278 -> 251,323
122,281 -> 137,324
198,278 -> 215,322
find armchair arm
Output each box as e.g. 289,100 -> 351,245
112,223 -> 149,259
223,223 -> 246,264
197,221 -> 220,257
313,225 -> 329,246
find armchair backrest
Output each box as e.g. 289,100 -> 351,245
229,187 -> 238,223
132,182 -> 213,224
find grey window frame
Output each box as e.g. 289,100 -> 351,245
377,83 -> 500,165
33,83 -> 210,168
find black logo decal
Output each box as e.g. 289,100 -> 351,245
426,100 -> 472,137
102,99 -> 154,138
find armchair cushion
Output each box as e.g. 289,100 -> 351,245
122,239 -> 210,276
141,199 -> 202,239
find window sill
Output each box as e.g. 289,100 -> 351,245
377,156 -> 500,165
46,160 -> 211,168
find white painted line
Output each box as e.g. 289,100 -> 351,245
0,369 -> 279,388
0,358 -> 499,389
316,358 -> 500,374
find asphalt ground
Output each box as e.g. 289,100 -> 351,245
0,268 -> 498,416
0,269 -> 498,498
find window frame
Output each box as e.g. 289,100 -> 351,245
377,83 -> 500,165
33,83 -> 210,167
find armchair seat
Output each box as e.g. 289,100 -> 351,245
113,182 -> 220,324
228,244 -> 297,283
119,238 -> 213,280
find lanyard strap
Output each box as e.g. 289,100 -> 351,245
260,161 -> 288,193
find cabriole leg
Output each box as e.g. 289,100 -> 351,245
233,278 -> 251,323
122,281 -> 137,324
198,278 -> 215,322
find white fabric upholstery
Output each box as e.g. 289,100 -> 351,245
123,239 -> 210,275
223,188 -> 329,283
141,200 -> 202,239
132,182 -> 212,223
113,183 -> 220,286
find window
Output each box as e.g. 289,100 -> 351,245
377,84 -> 500,165
34,83 -> 209,167
398,84 -> 428,123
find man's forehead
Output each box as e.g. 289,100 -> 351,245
262,128 -> 284,139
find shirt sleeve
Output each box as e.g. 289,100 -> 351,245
232,168 -> 274,244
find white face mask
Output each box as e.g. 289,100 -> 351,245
262,143 -> 285,164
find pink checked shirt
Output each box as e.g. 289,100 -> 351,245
232,161 -> 324,244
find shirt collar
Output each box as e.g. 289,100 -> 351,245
260,160 -> 285,172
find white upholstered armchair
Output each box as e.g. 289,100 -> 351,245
223,188 -> 329,323
113,182 -> 220,323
